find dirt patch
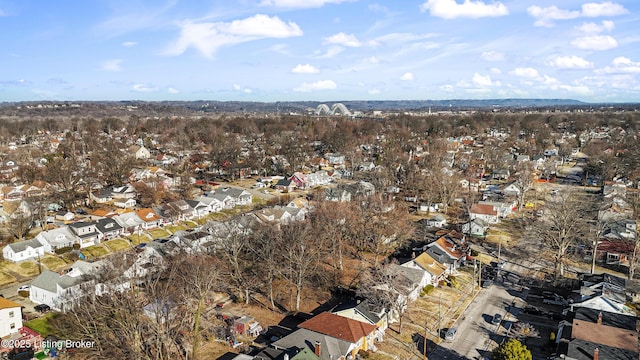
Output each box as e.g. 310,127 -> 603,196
0,271 -> 16,286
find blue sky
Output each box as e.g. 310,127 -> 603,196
1,0 -> 639,102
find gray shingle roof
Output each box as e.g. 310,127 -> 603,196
7,238 -> 44,253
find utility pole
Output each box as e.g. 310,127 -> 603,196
498,241 -> 501,262
438,293 -> 442,337
591,239 -> 598,274
423,321 -> 428,359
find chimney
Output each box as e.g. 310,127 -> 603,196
314,341 -> 321,356
597,312 -> 602,325
283,353 -> 289,360
594,347 -> 599,360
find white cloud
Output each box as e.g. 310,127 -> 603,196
293,80 -> 337,92
165,14 -> 303,58
167,87 -> 179,94
581,2 -> 628,17
481,50 -> 504,61
527,5 -> 580,27
420,0 -> 509,19
472,73 -> 493,87
315,46 -> 344,59
528,2 -> 628,27
260,0 -> 352,8
596,57 -> 640,74
575,20 -> 615,34
368,88 -> 381,94
571,35 -> 618,50
547,55 -> 594,69
490,67 -> 502,74
233,84 -> 241,90
102,59 -> 123,72
511,67 -> 539,78
323,32 -> 362,47
243,88 -> 253,94
400,72 -> 414,81
122,41 -> 137,47
559,84 -> 593,96
440,84 -> 455,92
291,64 -> 320,74
132,84 -> 157,92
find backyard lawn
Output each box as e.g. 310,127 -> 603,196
0,260 -> 41,278
128,234 -> 150,245
40,255 -> 70,272
149,228 -> 170,239
166,224 -> 187,233
104,239 -> 131,252
25,312 -> 57,337
0,271 -> 16,286
82,245 -> 109,259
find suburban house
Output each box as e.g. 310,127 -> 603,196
218,187 -> 253,206
401,252 -> 447,286
425,236 -> 468,273
163,200 -> 194,223
569,273 -> 635,316
128,145 -> 151,160
469,203 -> 499,224
273,312 -> 378,360
113,211 -> 145,235
2,238 -> 45,262
374,264 -> 429,322
114,197 -> 136,209
94,217 -> 123,240
554,308 -> 638,360
0,297 -> 23,338
170,229 -> 214,254
425,214 -> 447,228
479,200 -> 516,218
36,227 -> 77,253
461,218 -> 489,237
90,189 -> 113,204
30,260 -> 105,312
68,221 -> 100,248
135,208 -> 163,230
325,188 -> 351,202
331,298 -> 388,334
274,178 -> 296,192
110,184 -> 137,199
194,195 -> 224,214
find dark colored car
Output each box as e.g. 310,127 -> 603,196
34,304 -> 51,313
491,313 -> 502,325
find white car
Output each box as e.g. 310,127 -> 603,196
17,285 -> 30,293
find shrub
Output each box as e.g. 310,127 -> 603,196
448,275 -> 459,288
72,243 -> 81,250
420,284 -> 435,297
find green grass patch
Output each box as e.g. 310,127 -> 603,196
104,239 -> 131,252
40,255 -> 69,272
82,245 -> 109,259
166,224 -> 187,233
149,229 -> 170,239
25,312 -> 57,337
128,234 -> 149,245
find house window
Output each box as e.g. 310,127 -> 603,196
9,311 -> 14,318
10,323 -> 15,329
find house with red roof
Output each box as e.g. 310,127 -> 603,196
469,203 -> 499,224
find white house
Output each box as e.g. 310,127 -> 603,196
195,195 -> 224,214
2,238 -> 45,262
462,218 -> 489,237
426,214 -> 447,228
114,197 -> 136,209
0,297 -> 23,338
36,227 -> 77,254
30,261 -> 104,312
469,203 -> 499,224
401,252 -> 447,286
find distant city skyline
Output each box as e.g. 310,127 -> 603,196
1,0 -> 639,103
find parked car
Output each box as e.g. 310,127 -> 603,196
523,305 -> 543,316
34,304 -> 51,313
17,285 -> 30,293
491,313 -> 502,325
444,328 -> 457,341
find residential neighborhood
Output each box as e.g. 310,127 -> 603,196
0,103 -> 639,360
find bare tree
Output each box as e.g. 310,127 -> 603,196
8,206 -> 33,241
175,255 -> 222,359
279,221 -> 323,311
534,190 -> 589,278
513,162 -> 535,213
